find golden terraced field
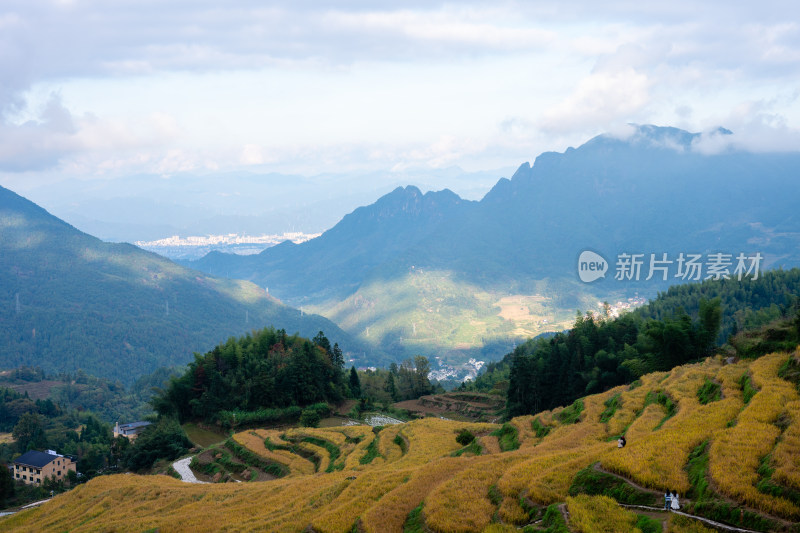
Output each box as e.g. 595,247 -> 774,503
3,351 -> 800,532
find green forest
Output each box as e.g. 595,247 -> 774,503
468,268 -> 800,418
153,329 -> 352,423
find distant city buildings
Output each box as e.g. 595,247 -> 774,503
135,232 -> 321,260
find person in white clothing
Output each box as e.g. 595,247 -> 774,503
671,491 -> 680,510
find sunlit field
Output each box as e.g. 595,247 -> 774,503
4,351 -> 799,532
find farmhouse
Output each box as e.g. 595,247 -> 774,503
113,420 -> 151,440
12,450 -> 76,485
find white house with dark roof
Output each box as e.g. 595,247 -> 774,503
113,421 -> 152,440
12,450 -> 76,485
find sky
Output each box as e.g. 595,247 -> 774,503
1,1 -> 799,196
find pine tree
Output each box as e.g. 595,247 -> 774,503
349,366 -> 361,399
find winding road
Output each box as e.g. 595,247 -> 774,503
172,457 -> 207,484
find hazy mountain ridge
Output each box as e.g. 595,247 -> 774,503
188,125 -> 800,366
192,125 -> 800,300
0,186 -> 377,383
191,185 -> 474,303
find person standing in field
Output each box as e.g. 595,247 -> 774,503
671,491 -> 680,511
665,491 -> 672,510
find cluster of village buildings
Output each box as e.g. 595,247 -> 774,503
8,421 -> 150,486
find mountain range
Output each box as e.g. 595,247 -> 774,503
189,125 -> 800,366
0,186 -> 376,383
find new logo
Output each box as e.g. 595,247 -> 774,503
578,250 -> 608,283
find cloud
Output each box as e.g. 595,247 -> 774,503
540,66 -> 651,133
0,94 -> 79,172
691,104 -> 800,154
2,1 -> 800,177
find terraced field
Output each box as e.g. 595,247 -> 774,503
3,351 -> 800,532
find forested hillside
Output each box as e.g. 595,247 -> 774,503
152,328 -> 351,425
188,126 -> 800,367
469,269 -> 800,417
0,185 -> 376,383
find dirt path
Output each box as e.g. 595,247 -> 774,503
592,462 -> 665,497
595,462 -> 796,530
595,461 -> 779,533
173,457 -> 207,484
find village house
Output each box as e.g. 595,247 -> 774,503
113,420 -> 151,440
12,450 -> 77,485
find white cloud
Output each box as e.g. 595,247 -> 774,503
0,1 -> 799,178
540,66 -> 651,133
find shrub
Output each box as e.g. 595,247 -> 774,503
394,433 -> 408,454
696,379 -> 722,405
600,393 -> 622,423
123,417 -> 192,471
404,503 -> 424,533
532,417 -> 551,438
536,504 -> 569,533
300,408 -> 321,428
489,423 -> 520,452
636,513 -> 662,533
556,399 -> 584,425
456,429 -> 475,446
359,436 -> 381,465
739,374 -> 758,404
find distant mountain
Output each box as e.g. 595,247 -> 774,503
188,125 -> 800,364
191,185 -> 473,303
193,125 -> 800,301
17,167 -> 506,242
0,185 -> 378,383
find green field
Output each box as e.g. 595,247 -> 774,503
309,269 -> 623,365
182,423 -> 227,448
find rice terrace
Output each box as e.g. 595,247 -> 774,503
3,350 -> 799,532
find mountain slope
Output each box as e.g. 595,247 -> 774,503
0,185 -> 376,383
192,125 -> 800,301
4,350 -> 799,531
188,125 -> 800,365
191,185 -> 472,303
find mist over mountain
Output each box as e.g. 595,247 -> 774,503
0,186 -> 378,383
185,125 -> 800,367
15,167 -> 506,243
191,125 -> 800,305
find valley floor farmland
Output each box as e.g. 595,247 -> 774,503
2,351 -> 800,532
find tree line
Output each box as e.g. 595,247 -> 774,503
152,328 -> 352,423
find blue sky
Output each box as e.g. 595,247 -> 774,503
1,0 -> 799,192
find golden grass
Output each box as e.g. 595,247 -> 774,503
497,495 -> 528,525
480,435 -> 501,455
772,399 -> 800,491
5,351 -> 800,533
377,424 -> 404,463
567,494 -> 641,533
667,513 -> 718,533
361,459 -> 470,533
602,361 -> 742,493
708,353 -> 800,518
425,455 -> 521,533
344,429 -> 377,470
311,470 -> 409,532
251,429 -> 316,475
